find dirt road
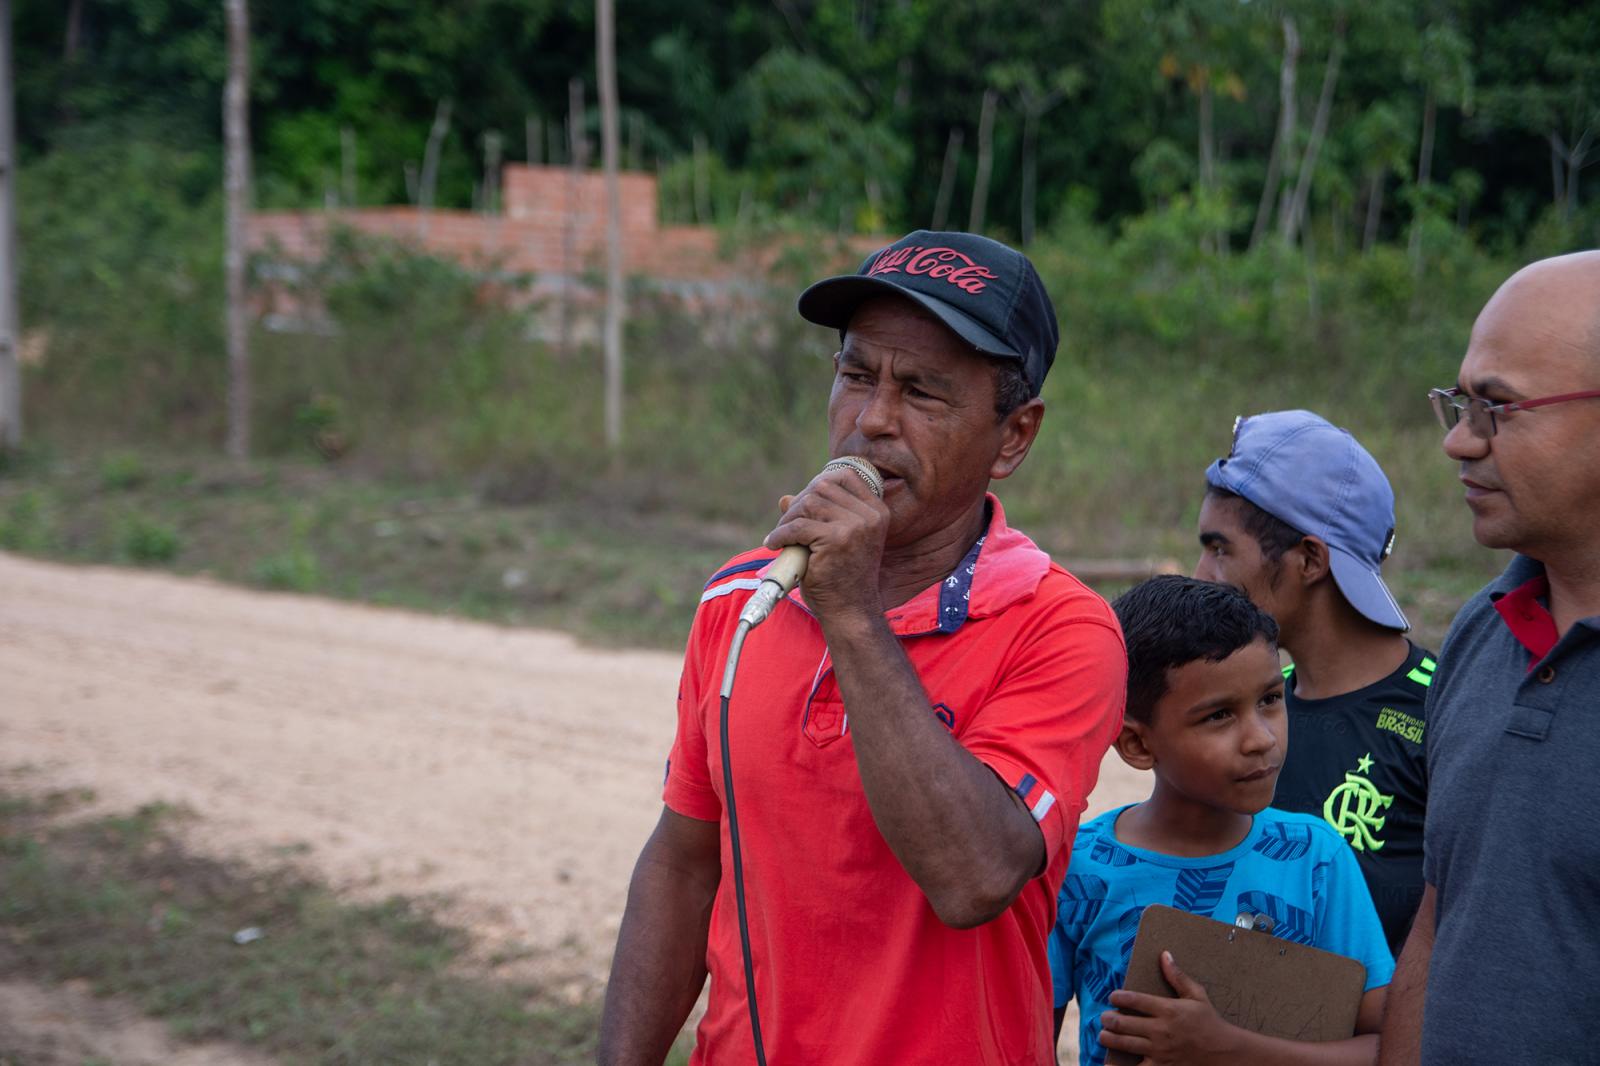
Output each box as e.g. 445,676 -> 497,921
0,550 -> 1147,1003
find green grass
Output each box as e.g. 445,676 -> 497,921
0,788 -> 600,1065
0,441 -> 1501,652
0,448 -> 758,651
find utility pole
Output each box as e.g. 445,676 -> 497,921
596,0 -> 624,451
223,0 -> 251,460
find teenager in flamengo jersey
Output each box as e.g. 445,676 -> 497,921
1194,410 -> 1432,955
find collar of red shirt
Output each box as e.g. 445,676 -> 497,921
769,493 -> 1052,638
1490,555 -> 1559,667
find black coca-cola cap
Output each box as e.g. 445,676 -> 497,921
797,230 -> 1060,397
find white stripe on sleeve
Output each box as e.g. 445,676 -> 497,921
700,578 -> 764,603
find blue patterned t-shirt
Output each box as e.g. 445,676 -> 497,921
1048,805 -> 1395,1066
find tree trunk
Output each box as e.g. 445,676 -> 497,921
893,54 -> 913,114
1549,133 -> 1566,207
1197,80 -> 1215,195
692,132 -> 711,224
63,0 -> 84,61
968,88 -> 997,233
1409,89 -> 1435,270
482,130 -> 503,215
1363,171 -> 1384,253
1564,129 -> 1592,222
1252,15 -> 1298,248
0,0 -> 20,449
223,0 -> 251,460
931,126 -> 963,230
1415,91 -> 1436,189
1021,108 -> 1039,246
596,0 -> 624,452
627,111 -> 643,171
340,126 -> 357,208
560,77 -> 586,360
526,113 -> 542,164
418,97 -> 452,235
1197,79 -> 1217,253
57,0 -> 85,124
1283,18 -> 1344,244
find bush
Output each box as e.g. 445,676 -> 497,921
120,515 -> 181,564
0,491 -> 56,552
19,128 -> 225,449
99,451 -> 150,491
253,549 -> 321,592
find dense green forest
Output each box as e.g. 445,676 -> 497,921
14,0 -> 1600,243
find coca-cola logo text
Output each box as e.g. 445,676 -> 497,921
866,246 -> 998,295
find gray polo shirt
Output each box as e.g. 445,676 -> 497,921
1422,553 -> 1600,1065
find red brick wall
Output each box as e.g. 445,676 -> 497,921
251,164 -> 880,286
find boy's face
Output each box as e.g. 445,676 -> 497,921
1122,637 -> 1287,815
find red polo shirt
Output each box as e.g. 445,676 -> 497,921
664,496 -> 1126,1065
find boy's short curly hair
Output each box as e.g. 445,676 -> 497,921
1112,575 -> 1280,725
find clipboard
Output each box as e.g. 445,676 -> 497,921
1105,904 -> 1367,1066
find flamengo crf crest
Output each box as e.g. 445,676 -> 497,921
1322,752 -> 1393,852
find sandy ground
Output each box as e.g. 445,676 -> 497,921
0,550 -> 1144,1061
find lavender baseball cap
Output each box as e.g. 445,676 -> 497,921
1206,410 -> 1410,631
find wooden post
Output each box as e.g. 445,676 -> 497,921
223,0 -> 252,460
597,0 -> 624,451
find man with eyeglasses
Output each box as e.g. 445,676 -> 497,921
1379,250 -> 1600,1066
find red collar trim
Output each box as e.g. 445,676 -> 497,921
1493,574 -> 1558,668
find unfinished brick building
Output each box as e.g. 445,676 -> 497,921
250,165 -> 877,339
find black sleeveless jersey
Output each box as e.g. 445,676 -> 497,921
1272,641 -> 1434,957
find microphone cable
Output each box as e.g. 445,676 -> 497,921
719,617 -> 768,1065
717,456 -> 882,1066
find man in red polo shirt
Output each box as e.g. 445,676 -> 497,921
597,232 -> 1126,1066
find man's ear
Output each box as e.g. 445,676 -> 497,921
990,397 -> 1045,480
1295,535 -> 1333,587
1114,720 -> 1156,771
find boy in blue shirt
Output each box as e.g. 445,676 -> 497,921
1049,576 -> 1391,1066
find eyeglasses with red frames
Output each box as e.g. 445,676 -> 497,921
1429,386 -> 1600,438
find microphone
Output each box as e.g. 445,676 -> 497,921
737,456 -> 884,629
